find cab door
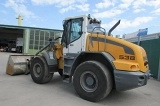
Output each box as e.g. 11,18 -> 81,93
62,18 -> 83,54
68,18 -> 83,53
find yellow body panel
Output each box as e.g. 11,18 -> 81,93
113,60 -> 139,71
85,34 -> 149,72
54,44 -> 63,69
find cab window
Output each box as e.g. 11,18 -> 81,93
70,18 -> 82,43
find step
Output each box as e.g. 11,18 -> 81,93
63,78 -> 70,83
63,75 -> 71,83
64,56 -> 75,60
63,64 -> 72,75
64,64 -> 72,68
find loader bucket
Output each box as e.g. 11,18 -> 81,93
6,55 -> 33,76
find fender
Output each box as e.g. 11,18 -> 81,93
70,52 -> 115,76
41,52 -> 58,66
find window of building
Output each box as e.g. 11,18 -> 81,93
29,29 -> 62,51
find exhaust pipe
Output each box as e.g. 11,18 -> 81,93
108,20 -> 121,36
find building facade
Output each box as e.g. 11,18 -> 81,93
0,24 -> 62,54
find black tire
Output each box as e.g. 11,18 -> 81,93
73,61 -> 113,102
30,56 -> 53,84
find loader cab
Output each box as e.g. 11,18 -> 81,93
61,14 -> 102,54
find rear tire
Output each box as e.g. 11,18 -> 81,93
30,56 -> 53,84
73,61 -> 113,102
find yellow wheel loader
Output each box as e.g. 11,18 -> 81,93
21,14 -> 150,102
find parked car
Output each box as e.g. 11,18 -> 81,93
0,39 -> 8,52
8,40 -> 16,52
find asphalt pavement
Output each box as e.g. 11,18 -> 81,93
0,52 -> 160,106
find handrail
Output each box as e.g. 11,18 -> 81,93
88,27 -> 106,51
88,20 -> 121,52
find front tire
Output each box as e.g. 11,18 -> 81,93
30,56 -> 53,84
73,61 -> 113,102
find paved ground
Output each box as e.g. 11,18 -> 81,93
0,52 -> 160,106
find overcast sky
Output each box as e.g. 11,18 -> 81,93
0,0 -> 160,36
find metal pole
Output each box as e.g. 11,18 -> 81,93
137,36 -> 141,45
24,29 -> 30,54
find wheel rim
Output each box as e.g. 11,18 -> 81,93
33,63 -> 42,77
80,71 -> 98,92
